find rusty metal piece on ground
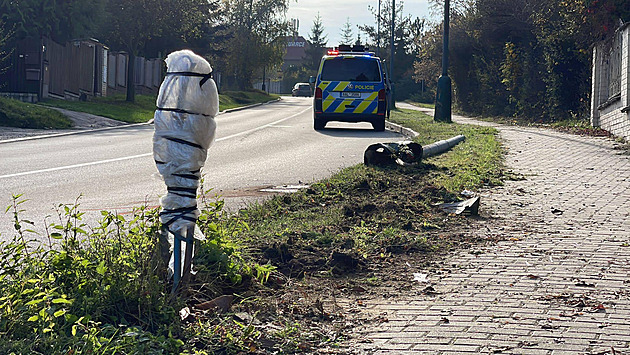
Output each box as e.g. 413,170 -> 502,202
364,141 -> 423,166
438,196 -> 480,216
194,294 -> 234,313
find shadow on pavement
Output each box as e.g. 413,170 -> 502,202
314,127 -> 402,139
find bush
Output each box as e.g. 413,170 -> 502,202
0,192 -> 267,354
0,195 -> 181,354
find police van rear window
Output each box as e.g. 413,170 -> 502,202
320,57 -> 381,82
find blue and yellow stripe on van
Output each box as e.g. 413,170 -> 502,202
317,80 -> 381,115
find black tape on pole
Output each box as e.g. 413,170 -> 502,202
156,107 -> 212,117
162,136 -> 205,150
164,71 -> 213,87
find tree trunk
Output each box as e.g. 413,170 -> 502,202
126,52 -> 136,102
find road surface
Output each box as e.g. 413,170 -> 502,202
0,97 -> 401,241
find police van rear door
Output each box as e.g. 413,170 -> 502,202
318,55 -> 383,115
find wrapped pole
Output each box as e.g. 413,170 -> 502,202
152,50 -> 219,292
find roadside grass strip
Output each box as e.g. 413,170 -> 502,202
38,90 -> 280,125
0,96 -> 73,129
219,90 -> 280,111
41,94 -> 159,124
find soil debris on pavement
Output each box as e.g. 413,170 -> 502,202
179,157 -> 510,353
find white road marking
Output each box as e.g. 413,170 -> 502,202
215,107 -> 309,141
0,107 -> 311,180
0,153 -> 153,179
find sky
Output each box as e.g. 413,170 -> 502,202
286,0 -> 436,47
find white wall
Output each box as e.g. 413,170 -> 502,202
592,24 -> 630,142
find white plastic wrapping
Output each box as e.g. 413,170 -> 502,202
152,50 -> 219,277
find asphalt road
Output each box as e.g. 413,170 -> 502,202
0,97 -> 401,241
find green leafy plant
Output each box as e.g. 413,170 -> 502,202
0,195 -> 181,354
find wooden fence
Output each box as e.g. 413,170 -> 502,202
46,38 -> 104,98
0,37 -> 162,101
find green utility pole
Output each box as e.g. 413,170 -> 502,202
389,0 -> 395,110
377,0 -> 381,57
434,0 -> 451,122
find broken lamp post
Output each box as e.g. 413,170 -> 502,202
153,50 -> 219,292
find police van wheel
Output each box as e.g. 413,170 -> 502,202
372,119 -> 385,132
314,119 -> 326,130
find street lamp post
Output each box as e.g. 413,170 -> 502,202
377,0 -> 381,56
389,0 -> 395,110
434,0 -> 451,122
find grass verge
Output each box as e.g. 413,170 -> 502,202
0,96 -> 73,129
1,108 -> 506,354
405,100 -> 625,144
41,94 -> 157,124
468,112 -> 616,139
40,90 -> 280,124
219,90 -> 280,111
403,100 -> 435,109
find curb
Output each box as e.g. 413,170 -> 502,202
0,121 -> 152,145
219,97 -> 282,114
0,97 -> 284,144
385,120 -> 419,139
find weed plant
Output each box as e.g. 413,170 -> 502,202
0,195 -> 183,354
0,192 -> 276,354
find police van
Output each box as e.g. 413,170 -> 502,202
312,45 -> 389,131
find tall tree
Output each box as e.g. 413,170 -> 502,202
100,0 -> 210,102
584,0 -> 630,40
0,0 -> 105,42
340,17 -> 353,45
0,20 -> 12,80
303,13 -> 327,73
360,1 -> 424,100
217,0 -> 289,90
416,0 -> 610,120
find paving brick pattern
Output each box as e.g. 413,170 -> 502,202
355,112 -> 630,354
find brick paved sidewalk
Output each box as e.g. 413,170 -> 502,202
355,109 -> 630,354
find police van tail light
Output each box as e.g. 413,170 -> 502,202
315,87 -> 323,99
377,89 -> 386,115
314,87 -> 323,113
378,89 -> 386,101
